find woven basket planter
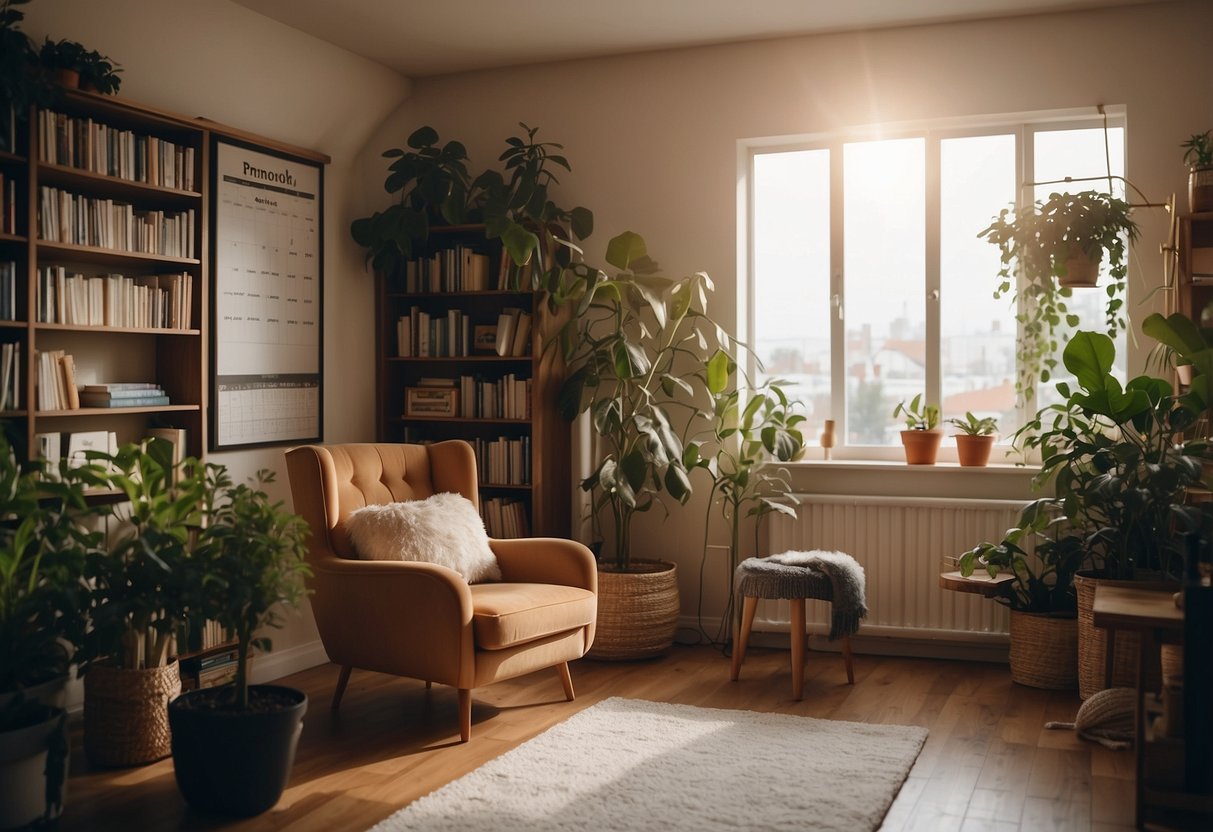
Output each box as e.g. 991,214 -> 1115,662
587,560 -> 679,661
1008,610 -> 1077,690
1075,571 -> 1174,700
84,660 -> 181,767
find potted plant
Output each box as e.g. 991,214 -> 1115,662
958,498 -> 1086,689
1015,330 -> 1208,697
0,438 -> 104,827
1182,130 -> 1213,213
0,0 -> 52,153
554,230 -> 725,659
473,123 -> 593,287
80,439 -> 211,767
690,359 -> 805,642
948,411 -> 997,467
893,394 -> 941,464
168,467 -> 311,817
38,38 -> 88,88
978,190 -> 1139,401
77,48 -> 121,95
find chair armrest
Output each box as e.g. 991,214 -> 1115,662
308,557 -> 476,687
489,537 -> 597,594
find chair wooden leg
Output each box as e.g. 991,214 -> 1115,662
557,662 -> 575,701
730,596 -> 759,681
841,635 -> 855,685
458,688 -> 472,743
425,680 -> 432,689
331,665 -> 352,712
791,599 -> 806,701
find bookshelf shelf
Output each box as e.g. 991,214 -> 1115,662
0,232 -> 26,244
36,240 -> 200,269
37,163 -> 202,204
35,323 -> 201,336
376,224 -> 570,538
0,149 -> 24,165
0,410 -> 28,418
36,404 -> 200,418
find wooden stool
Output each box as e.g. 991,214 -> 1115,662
729,555 -> 857,700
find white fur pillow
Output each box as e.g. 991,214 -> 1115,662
345,493 -> 501,583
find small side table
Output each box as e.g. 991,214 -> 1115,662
938,569 -> 1014,597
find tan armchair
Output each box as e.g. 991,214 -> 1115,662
284,441 -> 596,741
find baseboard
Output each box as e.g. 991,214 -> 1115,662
676,615 -> 1011,665
250,639 -> 331,684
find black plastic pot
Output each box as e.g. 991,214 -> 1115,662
168,685 -> 307,817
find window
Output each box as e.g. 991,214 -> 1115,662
748,112 -> 1127,459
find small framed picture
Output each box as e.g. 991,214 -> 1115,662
473,325 -> 498,353
405,387 -> 459,417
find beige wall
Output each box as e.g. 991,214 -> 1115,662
23,0 -> 410,657
358,0 -> 1213,622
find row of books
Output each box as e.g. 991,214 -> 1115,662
38,426 -> 185,475
39,109 -> 198,192
459,374 -> 531,420
0,171 -> 16,235
472,435 -> 532,486
180,647 -> 248,693
0,342 -> 19,411
493,308 -> 532,357
36,353 -> 172,411
0,261 -> 16,321
402,245 -> 493,293
396,307 -> 474,357
481,497 -> 529,539
38,186 -> 196,258
36,266 -> 194,329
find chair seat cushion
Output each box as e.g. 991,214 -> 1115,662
470,583 -> 596,650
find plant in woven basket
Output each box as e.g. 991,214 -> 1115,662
1014,330 -> 1210,581
553,231 -> 729,571
978,191 -> 1138,402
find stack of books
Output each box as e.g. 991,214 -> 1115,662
78,382 -> 170,409
180,646 -> 247,692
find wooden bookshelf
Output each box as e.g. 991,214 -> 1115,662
375,225 -> 570,538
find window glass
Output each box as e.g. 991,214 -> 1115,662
844,138 -> 925,446
752,149 -> 831,433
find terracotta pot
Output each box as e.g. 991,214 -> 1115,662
955,434 -> 995,467
899,429 -> 941,465
53,68 -> 80,89
1058,248 -> 1102,287
1189,165 -> 1213,213
588,559 -> 679,661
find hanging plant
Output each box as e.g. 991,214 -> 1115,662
978,190 -> 1138,401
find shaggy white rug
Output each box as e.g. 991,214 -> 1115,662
370,697 -> 927,832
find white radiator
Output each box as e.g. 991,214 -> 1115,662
762,495 -> 1022,647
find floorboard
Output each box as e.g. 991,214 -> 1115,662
55,646 -> 1138,831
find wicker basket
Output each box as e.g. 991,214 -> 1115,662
1008,610 -> 1077,690
587,560 -> 679,661
84,660 -> 181,767
1076,571 -> 1174,700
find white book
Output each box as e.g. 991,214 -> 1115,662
66,430 -> 111,469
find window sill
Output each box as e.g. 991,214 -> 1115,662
783,458 -> 1041,501
787,459 -> 1035,477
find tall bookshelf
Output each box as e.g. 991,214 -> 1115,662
0,88 -> 328,469
1178,212 -> 1213,324
375,224 -> 570,538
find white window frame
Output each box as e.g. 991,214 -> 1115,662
740,106 -> 1128,462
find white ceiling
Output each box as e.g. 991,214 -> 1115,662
233,0 -> 1170,78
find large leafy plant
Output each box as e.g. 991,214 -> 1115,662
0,438 -> 104,709
0,0 -> 52,149
979,190 -> 1138,401
84,439 -> 211,670
1014,330 -> 1208,581
195,469 -> 310,709
555,231 -> 725,570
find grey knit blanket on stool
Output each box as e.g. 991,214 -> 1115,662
736,550 -> 868,640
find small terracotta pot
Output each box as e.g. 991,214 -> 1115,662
899,429 -> 941,465
1058,248 -> 1102,287
53,68 -> 80,89
1189,166 -> 1213,213
955,434 -> 995,467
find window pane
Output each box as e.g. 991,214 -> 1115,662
940,134 -> 1018,436
844,138 -> 925,446
752,150 -> 831,433
1033,127 -> 1128,402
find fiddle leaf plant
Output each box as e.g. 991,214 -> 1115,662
978,190 -> 1138,401
554,231 -> 726,570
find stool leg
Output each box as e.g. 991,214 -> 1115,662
730,596 -> 759,681
791,598 -> 806,701
841,635 -> 855,685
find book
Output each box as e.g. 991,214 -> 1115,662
509,312 -> 532,357
145,427 -> 186,480
66,430 -> 113,468
82,385 -> 166,399
77,393 -> 171,408
82,382 -> 162,392
59,354 -> 80,410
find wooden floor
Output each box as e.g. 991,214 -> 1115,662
58,645 -> 1139,831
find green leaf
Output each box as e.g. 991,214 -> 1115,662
407,125 -> 438,149
706,350 -> 731,394
1062,331 -> 1115,393
501,222 -> 540,266
605,231 -> 647,271
570,206 -> 594,240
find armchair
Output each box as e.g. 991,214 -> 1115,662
284,441 -> 596,741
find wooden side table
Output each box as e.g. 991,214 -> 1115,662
1092,584 -> 1211,829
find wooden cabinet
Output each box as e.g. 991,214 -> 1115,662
0,90 -> 207,462
375,225 -> 570,538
